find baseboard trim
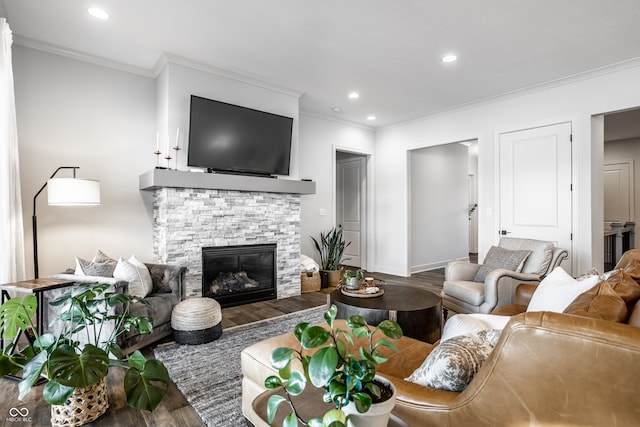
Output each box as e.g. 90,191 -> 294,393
410,256 -> 469,274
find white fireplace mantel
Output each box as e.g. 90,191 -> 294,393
139,169 -> 315,194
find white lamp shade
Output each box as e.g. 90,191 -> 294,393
47,178 -> 100,206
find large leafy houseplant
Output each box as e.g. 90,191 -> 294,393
265,304 -> 403,427
0,282 -> 170,412
311,227 -> 351,271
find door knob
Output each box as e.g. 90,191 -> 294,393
500,230 -> 511,235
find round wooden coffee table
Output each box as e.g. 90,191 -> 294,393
329,285 -> 441,343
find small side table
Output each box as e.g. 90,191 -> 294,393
0,278 -> 75,349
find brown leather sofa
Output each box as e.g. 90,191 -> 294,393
241,254 -> 640,426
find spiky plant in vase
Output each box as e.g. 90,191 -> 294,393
265,304 -> 403,427
311,227 -> 351,288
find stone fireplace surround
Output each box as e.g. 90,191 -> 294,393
140,169 -> 315,300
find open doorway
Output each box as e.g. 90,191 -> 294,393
336,151 -> 368,269
409,140 -> 478,273
603,108 -> 640,268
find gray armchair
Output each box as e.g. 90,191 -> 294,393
46,263 -> 187,354
441,237 -> 568,317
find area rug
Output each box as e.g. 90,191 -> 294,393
154,305 -> 326,427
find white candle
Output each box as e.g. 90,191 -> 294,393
166,133 -> 170,154
175,127 -> 180,148
155,132 -> 159,152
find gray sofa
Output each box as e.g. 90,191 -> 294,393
47,263 -> 187,354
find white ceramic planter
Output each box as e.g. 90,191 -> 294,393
346,277 -> 360,290
342,375 -> 396,427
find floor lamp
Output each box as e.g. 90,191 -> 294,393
32,166 -> 100,278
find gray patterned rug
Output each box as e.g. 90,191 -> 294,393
154,305 -> 326,427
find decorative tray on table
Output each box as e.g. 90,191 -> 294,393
340,280 -> 385,298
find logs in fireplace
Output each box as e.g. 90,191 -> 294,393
202,243 -> 277,307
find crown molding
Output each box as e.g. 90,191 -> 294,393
13,36 -> 305,99
13,35 -> 154,77
153,53 -> 304,99
299,110 -> 375,131
380,56 -> 640,131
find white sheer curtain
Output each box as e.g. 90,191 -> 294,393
0,19 -> 26,282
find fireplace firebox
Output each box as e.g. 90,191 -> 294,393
202,243 -> 277,307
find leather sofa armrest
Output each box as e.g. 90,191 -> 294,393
445,260 -> 481,281
515,283 -> 537,306
449,311 -> 640,426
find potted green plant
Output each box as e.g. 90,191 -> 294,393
0,282 -> 170,425
343,269 -> 364,290
264,304 -> 403,427
311,227 -> 351,288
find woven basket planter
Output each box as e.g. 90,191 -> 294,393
51,377 -> 109,427
172,297 -> 223,345
301,271 -> 320,293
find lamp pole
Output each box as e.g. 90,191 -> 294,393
32,167 -> 79,278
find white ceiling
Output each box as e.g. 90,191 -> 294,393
3,0 -> 640,128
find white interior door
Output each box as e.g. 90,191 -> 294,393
499,122 -> 573,271
604,161 -> 634,226
337,156 -> 366,268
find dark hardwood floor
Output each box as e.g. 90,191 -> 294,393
0,268 -> 444,427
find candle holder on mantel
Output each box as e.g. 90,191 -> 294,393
173,145 -> 181,170
154,150 -> 163,168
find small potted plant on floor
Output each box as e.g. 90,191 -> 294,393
264,304 -> 403,427
311,227 -> 351,288
0,282 -> 170,426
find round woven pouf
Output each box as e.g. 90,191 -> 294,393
171,297 -> 222,345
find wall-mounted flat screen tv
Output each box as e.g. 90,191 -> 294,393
187,95 -> 293,176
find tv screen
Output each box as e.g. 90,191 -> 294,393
187,95 -> 293,176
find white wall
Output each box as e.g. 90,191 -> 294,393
13,45 -> 156,277
12,46 -> 373,278
298,114 -> 376,263
376,61 -> 640,276
410,143 -> 469,272
157,59 -> 301,178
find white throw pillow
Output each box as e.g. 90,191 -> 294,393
441,314 -> 511,343
526,267 -> 600,313
128,254 -> 153,296
113,257 -> 152,298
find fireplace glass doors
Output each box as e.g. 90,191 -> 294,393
202,243 -> 276,307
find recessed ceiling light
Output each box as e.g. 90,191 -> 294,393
348,92 -> 360,100
442,54 -> 457,63
88,7 -> 110,20
332,107 -> 343,113
367,115 -> 376,121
